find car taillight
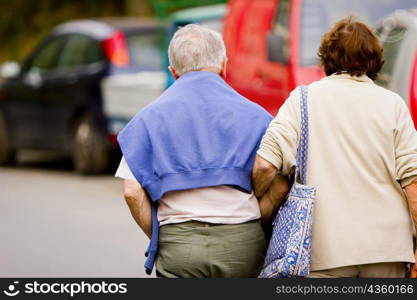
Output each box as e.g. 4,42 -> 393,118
101,31 -> 129,67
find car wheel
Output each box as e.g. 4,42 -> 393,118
0,112 -> 16,165
72,115 -> 110,174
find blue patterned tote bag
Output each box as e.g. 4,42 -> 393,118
258,85 -> 316,278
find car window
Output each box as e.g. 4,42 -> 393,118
377,27 -> 406,87
272,0 -> 289,63
58,34 -> 104,68
27,36 -> 67,72
126,32 -> 162,70
85,38 -> 105,64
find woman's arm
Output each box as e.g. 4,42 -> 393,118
255,88 -> 301,193
404,180 -> 417,278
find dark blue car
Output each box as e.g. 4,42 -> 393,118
0,18 -> 163,174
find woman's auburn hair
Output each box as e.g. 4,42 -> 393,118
318,16 -> 384,80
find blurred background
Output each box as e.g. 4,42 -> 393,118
1,0 -> 416,277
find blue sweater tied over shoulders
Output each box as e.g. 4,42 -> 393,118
117,71 -> 272,274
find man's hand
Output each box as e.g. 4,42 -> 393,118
252,155 -> 278,198
123,180 -> 152,239
404,180 -> 417,278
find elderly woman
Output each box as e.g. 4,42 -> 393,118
253,17 -> 417,278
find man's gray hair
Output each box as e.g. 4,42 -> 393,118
168,24 -> 227,76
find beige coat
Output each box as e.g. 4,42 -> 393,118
258,73 -> 417,271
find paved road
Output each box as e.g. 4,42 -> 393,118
0,152 -> 153,277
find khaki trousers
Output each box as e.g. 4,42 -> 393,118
155,220 -> 266,278
308,262 -> 407,278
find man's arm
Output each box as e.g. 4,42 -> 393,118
404,180 -> 417,278
123,179 -> 152,239
253,154 -> 290,222
258,174 -> 290,223
252,155 -> 279,198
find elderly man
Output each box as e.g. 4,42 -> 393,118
115,24 -> 288,278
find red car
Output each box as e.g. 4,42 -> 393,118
223,0 -> 416,115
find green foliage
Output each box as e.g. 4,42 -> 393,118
0,0 -> 128,62
0,0 -> 227,63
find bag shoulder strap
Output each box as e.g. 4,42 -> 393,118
295,85 -> 309,185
